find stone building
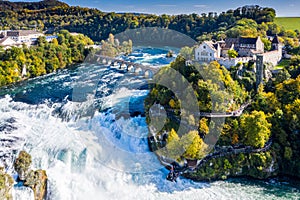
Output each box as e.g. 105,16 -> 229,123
194,36 -> 282,68
0,37 -> 19,50
6,30 -> 44,45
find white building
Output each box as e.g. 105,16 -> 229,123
194,36 -> 282,68
6,30 -> 44,45
0,37 -> 19,50
195,41 -> 221,62
0,30 -> 7,39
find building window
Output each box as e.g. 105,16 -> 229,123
210,53 -> 212,56
201,52 -> 208,56
203,46 -> 206,49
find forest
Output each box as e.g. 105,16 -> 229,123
0,30 -> 94,86
0,1 -> 290,41
145,48 -> 300,179
0,0 -> 299,181
1,1 -> 299,54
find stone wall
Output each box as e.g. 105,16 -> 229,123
262,50 -> 282,67
217,57 -> 253,69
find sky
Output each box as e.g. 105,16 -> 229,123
16,0 -> 300,17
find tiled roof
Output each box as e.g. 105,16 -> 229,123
204,41 -> 218,51
272,35 -> 280,44
7,30 -> 43,36
239,37 -> 258,45
224,38 -> 239,49
0,37 -> 16,46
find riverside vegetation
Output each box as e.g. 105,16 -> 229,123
0,0 -> 299,50
1,1 -> 300,86
0,30 -> 132,87
0,30 -> 94,87
0,0 -> 299,183
145,51 -> 300,181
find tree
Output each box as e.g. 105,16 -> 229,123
240,111 -> 271,148
165,129 -> 182,160
108,33 -> 115,45
199,118 -> 209,136
261,37 -> 271,51
37,36 -> 47,46
181,131 -> 207,159
284,147 -> 293,160
274,69 -> 291,84
285,99 -> 300,132
180,46 -> 194,60
228,49 -> 238,59
167,129 -> 179,143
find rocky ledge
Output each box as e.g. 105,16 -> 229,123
0,151 -> 47,200
0,167 -> 14,200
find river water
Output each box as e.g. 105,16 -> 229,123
0,47 -> 299,200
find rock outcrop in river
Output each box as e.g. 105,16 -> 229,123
14,151 -> 47,200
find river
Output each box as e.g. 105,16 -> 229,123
0,47 -> 299,200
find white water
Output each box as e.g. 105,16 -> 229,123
0,95 -> 299,200
0,48 -> 299,200
13,187 -> 34,200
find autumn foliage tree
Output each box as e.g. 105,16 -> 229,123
240,111 -> 271,148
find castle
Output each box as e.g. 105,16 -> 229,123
194,36 -> 282,68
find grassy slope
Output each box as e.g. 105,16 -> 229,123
275,17 -> 300,31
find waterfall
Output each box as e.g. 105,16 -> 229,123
12,187 -> 34,200
0,47 -> 298,200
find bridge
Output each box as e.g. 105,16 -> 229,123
162,138 -> 273,182
94,54 -> 161,78
149,102 -> 251,118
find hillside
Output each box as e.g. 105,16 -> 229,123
0,1 -> 277,42
0,0 -> 69,11
275,17 -> 300,31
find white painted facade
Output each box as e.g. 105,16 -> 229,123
0,37 -> 18,49
217,57 -> 253,69
6,30 -> 44,45
194,36 -> 283,68
195,41 -> 220,62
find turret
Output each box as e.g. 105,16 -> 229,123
272,35 -> 280,50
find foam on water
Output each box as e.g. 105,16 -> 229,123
0,47 -> 299,200
0,95 -> 299,200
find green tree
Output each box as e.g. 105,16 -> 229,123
14,151 -> 32,180
165,129 -> 182,160
199,118 -> 209,136
240,111 -> 271,148
167,129 -> 179,143
179,46 -> 194,60
261,37 -> 272,51
228,49 -> 238,59
284,147 -> 293,160
181,131 -> 207,159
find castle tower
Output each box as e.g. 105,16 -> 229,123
272,35 -> 282,54
256,54 -> 264,89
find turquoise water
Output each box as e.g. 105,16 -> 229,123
0,47 -> 299,200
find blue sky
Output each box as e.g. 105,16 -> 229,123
17,0 -> 300,16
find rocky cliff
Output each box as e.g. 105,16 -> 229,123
0,168 -> 14,200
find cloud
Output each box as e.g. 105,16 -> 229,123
194,4 -> 207,8
156,4 -> 177,7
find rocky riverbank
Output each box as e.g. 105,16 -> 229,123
0,151 -> 47,200
182,151 -> 278,181
0,167 -> 14,200
149,134 -> 279,182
